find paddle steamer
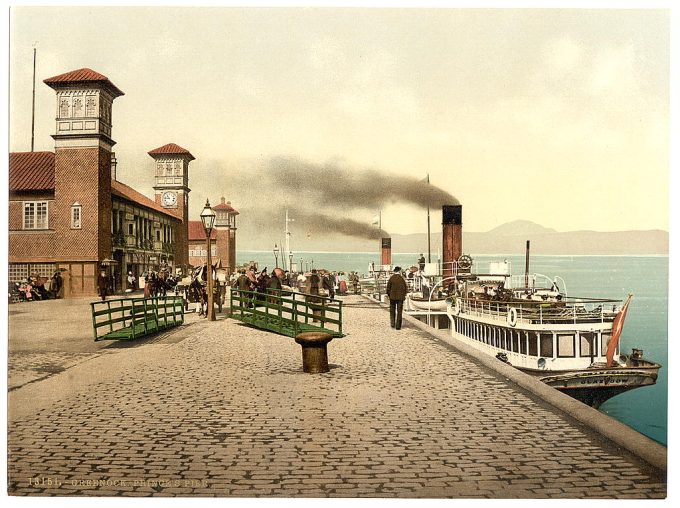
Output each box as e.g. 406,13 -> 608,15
443,256 -> 660,408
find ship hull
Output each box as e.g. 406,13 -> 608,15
520,364 -> 660,409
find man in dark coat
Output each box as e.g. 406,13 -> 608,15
386,266 -> 408,330
97,270 -> 108,301
267,269 -> 282,293
235,269 -> 251,307
51,271 -> 63,299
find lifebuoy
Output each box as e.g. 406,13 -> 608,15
507,307 -> 518,327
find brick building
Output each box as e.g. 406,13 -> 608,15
8,68 -> 192,297
187,197 -> 239,272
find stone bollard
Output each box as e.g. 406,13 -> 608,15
294,331 -> 334,373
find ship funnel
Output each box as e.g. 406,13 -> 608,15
442,205 -> 462,278
381,237 -> 392,267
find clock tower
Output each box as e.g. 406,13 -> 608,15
149,143 -> 194,272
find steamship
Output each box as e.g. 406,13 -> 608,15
417,205 -> 661,408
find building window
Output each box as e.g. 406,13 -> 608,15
85,97 -> 96,116
73,97 -> 83,117
71,203 -> 82,229
23,201 -> 49,230
9,263 -> 55,282
9,263 -> 29,282
59,98 -> 70,118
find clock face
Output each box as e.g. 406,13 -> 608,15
162,191 -> 177,207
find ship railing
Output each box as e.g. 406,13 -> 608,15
507,273 -> 563,293
457,296 -> 621,325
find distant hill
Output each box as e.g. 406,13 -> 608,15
391,222 -> 668,256
237,218 -> 668,256
486,220 -> 557,236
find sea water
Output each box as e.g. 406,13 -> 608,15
237,251 -> 668,445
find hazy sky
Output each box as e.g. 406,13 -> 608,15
9,7 -> 670,236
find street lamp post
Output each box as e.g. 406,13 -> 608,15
274,243 -> 280,268
289,252 -> 294,272
200,199 -> 216,321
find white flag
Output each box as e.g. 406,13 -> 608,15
371,215 -> 380,225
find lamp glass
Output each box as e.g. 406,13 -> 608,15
200,200 -> 216,234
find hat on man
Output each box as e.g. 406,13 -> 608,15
394,266 -> 401,272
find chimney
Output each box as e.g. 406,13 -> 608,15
110,152 -> 117,181
381,237 -> 392,266
442,205 -> 462,279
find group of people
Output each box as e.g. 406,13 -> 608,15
10,272 -> 63,302
232,266 -> 360,299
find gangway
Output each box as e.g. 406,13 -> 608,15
91,296 -> 184,341
229,288 -> 344,338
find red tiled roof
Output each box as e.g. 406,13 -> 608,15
9,152 -> 55,192
148,143 -> 195,160
43,68 -> 124,97
188,220 -> 217,241
213,200 -> 239,214
111,180 -> 181,221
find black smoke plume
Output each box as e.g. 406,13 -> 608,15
265,157 -> 459,210
287,206 -> 389,240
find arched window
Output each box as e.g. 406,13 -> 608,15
73,98 -> 83,117
59,99 -> 70,118
85,97 -> 96,116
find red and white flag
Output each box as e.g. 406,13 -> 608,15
606,294 -> 633,367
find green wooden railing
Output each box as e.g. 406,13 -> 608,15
229,288 -> 344,338
90,296 -> 185,341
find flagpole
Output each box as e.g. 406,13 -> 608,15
427,173 -> 431,263
31,46 -> 37,152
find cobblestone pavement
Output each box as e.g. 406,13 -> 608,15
7,295 -> 666,498
8,294 -> 204,391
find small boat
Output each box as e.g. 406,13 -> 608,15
444,255 -> 661,408
406,292 -> 449,312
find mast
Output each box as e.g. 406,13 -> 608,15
285,209 -> 293,270
426,173 -> 431,263
31,46 -> 37,152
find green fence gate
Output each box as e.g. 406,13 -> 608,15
229,288 -> 344,338
90,296 -> 185,341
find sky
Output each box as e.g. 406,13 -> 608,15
8,6 -> 670,238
